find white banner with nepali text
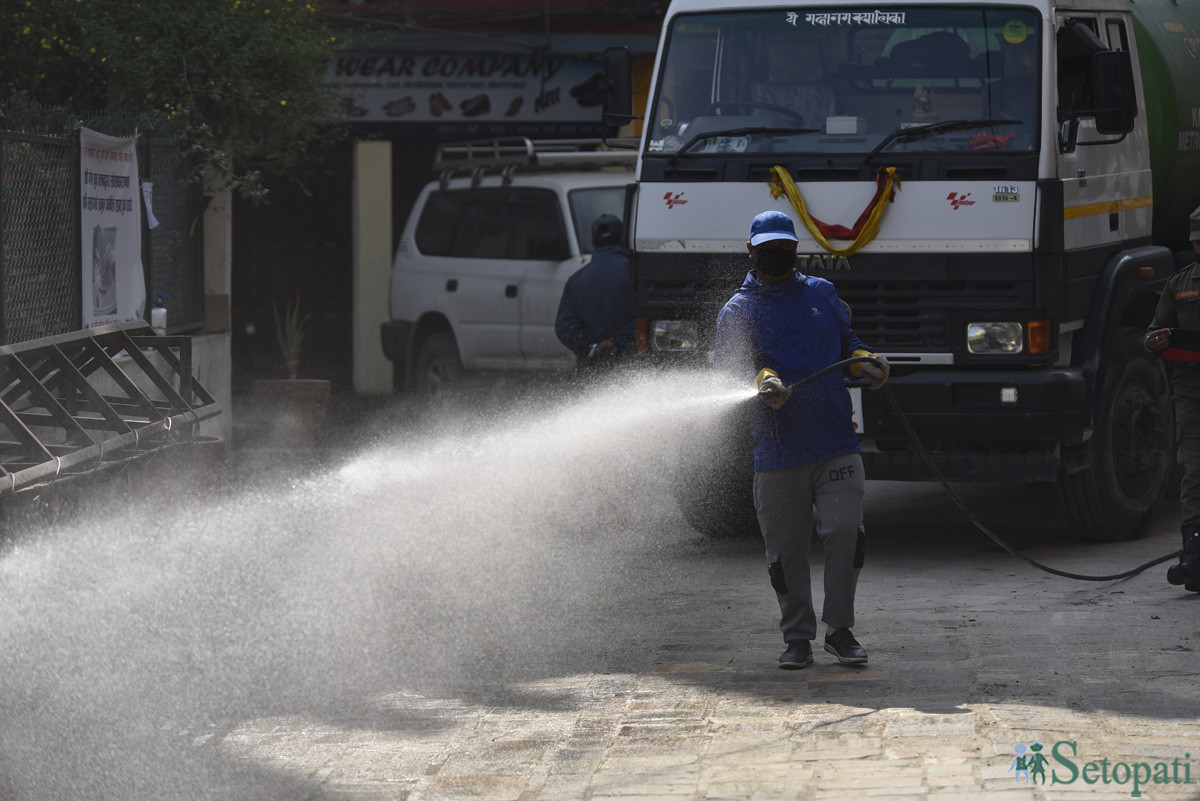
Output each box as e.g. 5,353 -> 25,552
81,127 -> 145,329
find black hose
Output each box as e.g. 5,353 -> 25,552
782,355 -> 876,393
775,357 -> 1181,582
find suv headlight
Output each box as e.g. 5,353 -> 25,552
651,320 -> 699,352
966,322 -> 1024,354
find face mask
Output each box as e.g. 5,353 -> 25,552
755,248 -> 796,278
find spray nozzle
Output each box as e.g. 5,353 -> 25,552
154,293 -> 168,308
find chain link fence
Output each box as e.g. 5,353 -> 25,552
0,107 -> 203,345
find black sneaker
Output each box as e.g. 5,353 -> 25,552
778,641 -> 813,669
824,629 -> 868,664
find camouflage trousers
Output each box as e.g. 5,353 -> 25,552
1174,382 -> 1200,530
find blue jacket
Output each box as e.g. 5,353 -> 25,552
555,246 -> 636,359
714,269 -> 866,471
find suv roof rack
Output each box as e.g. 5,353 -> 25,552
435,137 -> 635,188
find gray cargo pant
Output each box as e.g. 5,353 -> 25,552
753,453 -> 865,644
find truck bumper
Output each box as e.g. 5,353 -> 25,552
860,368 -> 1088,483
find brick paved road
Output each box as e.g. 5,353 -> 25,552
197,476 -> 1200,800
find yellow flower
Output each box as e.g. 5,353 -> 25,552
280,100 -> 287,106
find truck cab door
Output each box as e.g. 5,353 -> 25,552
1056,15 -> 1151,256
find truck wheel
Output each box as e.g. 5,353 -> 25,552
671,404 -> 760,539
414,333 -> 462,406
1058,326 -> 1173,541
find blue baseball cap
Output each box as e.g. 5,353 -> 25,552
749,210 -> 799,247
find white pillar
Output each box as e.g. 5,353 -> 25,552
352,140 -> 394,394
200,183 -> 233,444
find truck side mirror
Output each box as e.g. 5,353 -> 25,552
603,46 -> 636,140
1092,49 -> 1136,135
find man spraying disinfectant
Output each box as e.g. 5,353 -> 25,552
713,210 -> 890,669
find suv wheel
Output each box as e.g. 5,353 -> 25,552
414,333 -> 462,405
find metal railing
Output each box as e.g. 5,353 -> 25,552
0,320 -> 219,494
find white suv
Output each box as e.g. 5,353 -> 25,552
381,139 -> 635,398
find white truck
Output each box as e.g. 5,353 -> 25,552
602,0 -> 1200,540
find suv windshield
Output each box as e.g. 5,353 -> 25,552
648,6 -> 1039,157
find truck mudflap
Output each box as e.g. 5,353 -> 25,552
858,367 -> 1088,483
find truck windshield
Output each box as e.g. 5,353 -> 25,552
647,6 -> 1040,157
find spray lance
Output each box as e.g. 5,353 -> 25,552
756,354 -> 1181,582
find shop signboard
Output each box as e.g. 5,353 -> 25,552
329,51 -> 606,137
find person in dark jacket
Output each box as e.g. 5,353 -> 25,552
555,214 -> 636,370
713,209 -> 889,669
1144,203 -> 1200,592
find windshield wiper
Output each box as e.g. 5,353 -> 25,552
667,126 -> 820,166
863,118 -> 1022,164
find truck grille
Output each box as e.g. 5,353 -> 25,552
836,281 -> 1025,351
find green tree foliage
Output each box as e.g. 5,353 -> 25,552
0,0 -> 346,201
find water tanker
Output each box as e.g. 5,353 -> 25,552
1132,0 -> 1200,247
603,0 -> 1200,541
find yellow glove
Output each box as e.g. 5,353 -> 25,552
755,367 -> 792,409
849,349 -> 890,390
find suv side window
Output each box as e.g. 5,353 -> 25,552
510,191 -> 571,260
413,191 -> 462,256
414,188 -> 569,260
460,196 -> 510,258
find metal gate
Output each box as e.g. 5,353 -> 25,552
0,320 -> 220,494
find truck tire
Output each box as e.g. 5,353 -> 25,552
414,333 -> 462,406
671,403 -> 760,539
1058,326 -> 1174,541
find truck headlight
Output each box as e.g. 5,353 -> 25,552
651,320 -> 699,352
966,322 -> 1024,354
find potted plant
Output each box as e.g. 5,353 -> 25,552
273,293 -> 310,380
251,293 -> 331,444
